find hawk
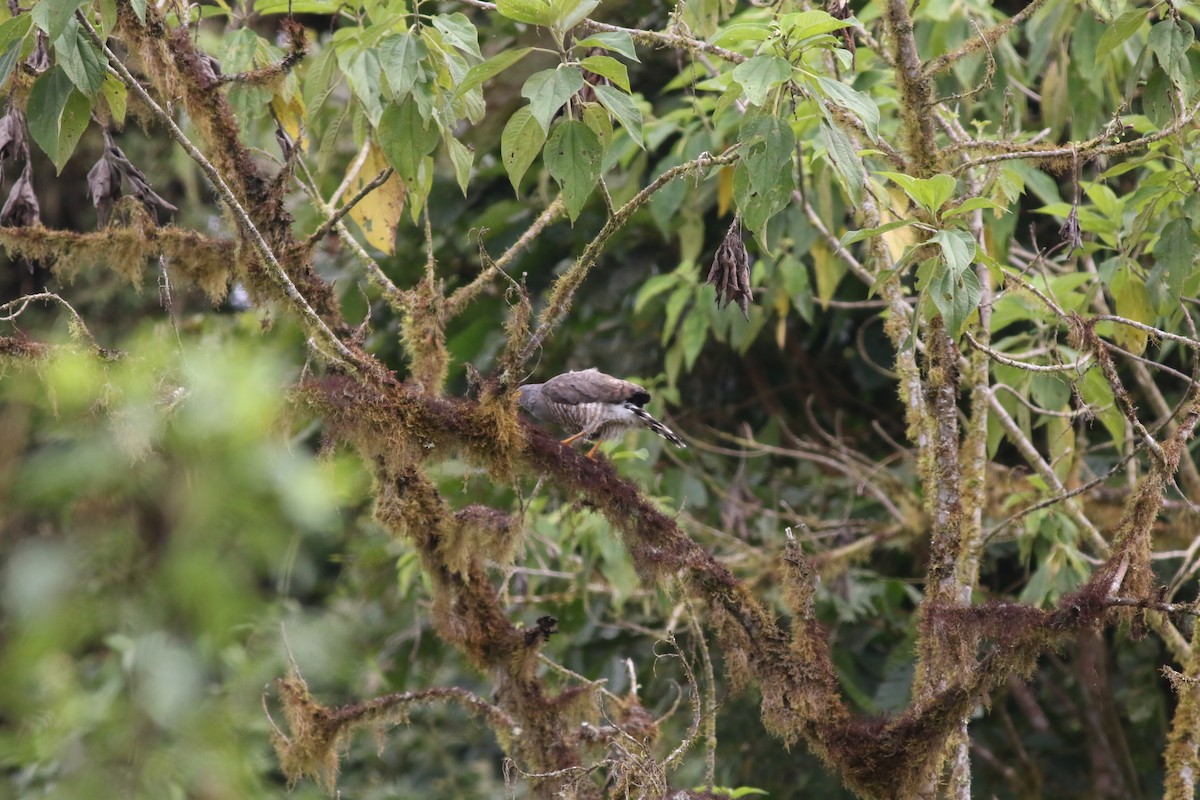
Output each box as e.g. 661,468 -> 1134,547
518,369 -> 686,457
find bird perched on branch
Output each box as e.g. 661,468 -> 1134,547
518,369 -> 686,458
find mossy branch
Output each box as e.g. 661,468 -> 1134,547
922,0 -> 1053,77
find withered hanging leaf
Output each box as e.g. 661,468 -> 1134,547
25,30 -> 48,72
87,151 -> 120,226
89,130 -> 178,224
1060,206 -> 1082,255
0,107 -> 27,172
706,214 -> 752,319
2,161 -> 40,229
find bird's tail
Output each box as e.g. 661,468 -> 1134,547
628,405 -> 686,448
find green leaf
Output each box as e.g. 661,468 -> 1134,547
0,33 -> 27,91
302,45 -> 339,118
496,0 -> 555,26
378,32 -> 428,99
446,136 -> 474,195
551,0 -> 599,32
943,196 -> 1008,219
574,31 -> 638,62
593,84 -> 643,148
344,49 -> 384,125
521,66 -> 584,133
579,54 -> 629,92
31,0 -> 86,43
454,47 -> 534,99
1154,217 -> 1197,302
779,9 -> 853,41
129,0 -> 146,24
816,76 -> 879,142
580,102 -> 611,151
28,65 -> 91,173
840,219 -> 913,247
928,261 -> 981,336
732,54 -> 791,107
377,98 -> 440,184
635,273 -> 679,312
431,13 -> 481,59
929,228 -> 976,275
500,106 -> 545,193
820,121 -> 863,205
1149,18 -> 1194,86
54,17 -> 106,98
544,119 -> 602,221
878,171 -> 957,215
679,306 -> 708,369
0,14 -> 32,53
254,0 -> 340,12
1096,9 -> 1146,61
711,22 -> 772,46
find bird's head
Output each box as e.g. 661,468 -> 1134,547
517,383 -> 542,414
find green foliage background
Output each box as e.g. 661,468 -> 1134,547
2,0 -> 1200,797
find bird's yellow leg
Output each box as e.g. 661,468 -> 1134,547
585,441 -> 602,458
560,430 -> 588,446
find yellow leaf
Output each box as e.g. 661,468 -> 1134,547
881,187 -> 916,261
811,241 -> 845,305
1110,268 -> 1151,355
717,166 -> 734,218
271,92 -> 308,152
347,144 -> 405,255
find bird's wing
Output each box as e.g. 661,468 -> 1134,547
541,369 -> 651,406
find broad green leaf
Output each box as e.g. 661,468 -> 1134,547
779,10 -> 853,41
943,196 -> 1008,219
55,17 -> 106,98
27,65 -> 91,173
378,32 -> 428,99
0,34 -> 26,91
635,273 -> 680,312
1080,366 -> 1124,446
544,119 -> 602,221
878,172 -> 957,215
840,219 -> 913,246
574,31 -> 638,62
521,66 -> 584,133
454,47 -> 533,99
1153,217 -> 1197,303
732,54 -> 790,106
928,261 -> 981,336
302,46 -> 339,118
432,13 -> 481,59
31,0 -> 85,43
0,14 -> 32,53
1096,10 -> 1146,61
816,76 -> 879,142
129,0 -> 146,24
446,136 -> 474,194
593,84 -> 643,148
377,98 -> 440,184
929,228 -> 976,275
679,306 -> 708,369
580,55 -> 629,92
820,121 -> 863,205
500,106 -> 545,192
344,49 -> 383,125
1149,18 -> 1194,86
711,22 -> 772,47
580,102 -> 611,151
496,0 -> 555,26
551,0 -> 599,32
